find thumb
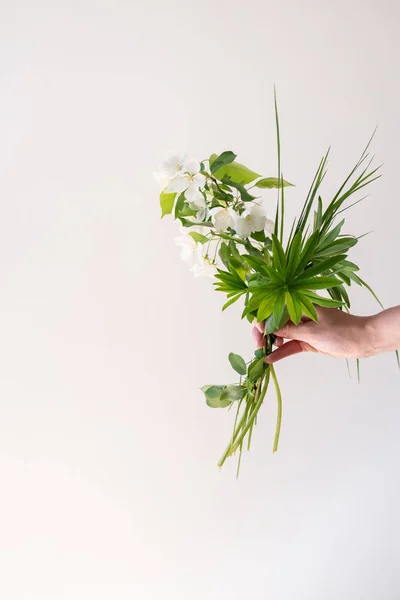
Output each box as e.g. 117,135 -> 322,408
274,320 -> 311,340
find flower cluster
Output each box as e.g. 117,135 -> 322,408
154,152 -> 276,277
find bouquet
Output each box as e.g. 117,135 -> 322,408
154,94 -> 385,475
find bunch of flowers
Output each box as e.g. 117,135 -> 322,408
155,99 -> 384,475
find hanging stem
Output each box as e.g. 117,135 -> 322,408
270,364 -> 282,453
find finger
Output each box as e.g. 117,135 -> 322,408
265,340 -> 308,364
252,318 -> 265,334
274,320 -> 314,342
275,336 -> 284,348
252,326 -> 264,349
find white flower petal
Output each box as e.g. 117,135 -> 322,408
185,183 -> 203,203
265,218 -> 275,234
235,214 -> 253,238
163,154 -> 187,177
185,157 -> 201,175
210,207 -> 236,232
167,175 -> 189,194
193,172 -> 206,187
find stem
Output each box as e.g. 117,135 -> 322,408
228,370 -> 270,456
270,364 -> 282,453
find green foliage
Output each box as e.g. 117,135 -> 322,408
209,153 -> 261,184
210,151 -> 237,174
188,231 -> 209,244
160,191 -> 176,217
201,385 -> 232,408
256,177 -> 294,188
228,352 -> 247,376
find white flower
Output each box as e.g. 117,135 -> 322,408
235,203 -> 266,238
192,255 -> 217,278
184,173 -> 206,202
188,193 -> 208,222
162,154 -> 188,178
265,218 -> 275,235
164,155 -> 206,202
210,206 -> 236,232
175,234 -> 203,266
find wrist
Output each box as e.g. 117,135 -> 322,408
362,313 -> 393,357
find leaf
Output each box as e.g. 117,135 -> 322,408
221,175 -> 256,202
257,293 -> 278,322
160,191 -> 176,218
210,151 -> 237,174
294,255 -> 347,282
286,292 -> 302,325
220,385 -> 246,402
222,293 -> 244,311
201,385 -> 231,408
292,276 -> 340,290
297,293 -> 318,321
271,235 -> 286,274
272,292 -> 286,328
255,177 -> 294,189
228,352 -> 247,376
248,357 -> 265,382
317,219 -> 345,250
188,231 -> 209,244
286,232 -> 303,280
295,231 -> 320,275
264,306 -> 289,334
313,237 -> 358,258
301,291 -> 344,308
254,348 -> 265,359
209,153 -> 261,184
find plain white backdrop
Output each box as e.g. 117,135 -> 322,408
0,1 -> 399,598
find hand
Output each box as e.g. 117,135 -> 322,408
252,307 -> 374,364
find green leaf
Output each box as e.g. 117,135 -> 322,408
209,153 -> 261,184
221,385 -> 246,402
264,306 -> 289,334
222,293 -> 244,311
317,219 -> 345,250
297,293 -> 318,321
201,385 -> 231,408
292,276 -> 340,290
286,292 -> 302,325
313,237 -> 358,258
301,291 -> 344,308
248,357 -> 265,382
273,292 -> 286,328
210,151 -> 237,174
286,232 -> 303,280
228,352 -> 247,376
295,231 -> 320,275
271,235 -> 286,274
221,175 -> 256,202
160,191 -> 176,218
257,293 -> 278,322
295,255 -> 347,282
254,348 -> 265,359
188,231 -> 209,244
255,177 -> 294,189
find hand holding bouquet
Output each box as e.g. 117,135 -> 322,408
155,95 -> 386,475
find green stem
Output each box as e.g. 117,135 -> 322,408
228,370 -> 270,456
270,364 -> 282,453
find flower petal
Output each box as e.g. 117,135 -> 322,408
185,157 -> 201,175
167,175 -> 188,194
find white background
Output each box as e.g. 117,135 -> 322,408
0,1 -> 399,598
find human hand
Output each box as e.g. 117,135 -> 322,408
252,307 -> 375,364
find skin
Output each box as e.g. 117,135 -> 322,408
252,306 -> 400,364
